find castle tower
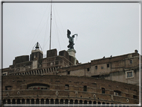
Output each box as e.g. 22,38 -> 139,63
30,42 -> 43,69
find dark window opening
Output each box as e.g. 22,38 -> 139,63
5,86 -> 12,90
87,68 -> 90,71
60,99 -> 63,104
83,86 -> 87,91
67,71 -> 70,75
107,64 -> 109,68
75,100 -> 78,104
130,60 -> 132,64
114,90 -> 121,96
95,66 -> 98,69
65,84 -> 69,90
101,66 -> 103,69
65,99 -> 68,104
133,95 -> 138,99
102,88 -> 105,94
127,72 -> 133,77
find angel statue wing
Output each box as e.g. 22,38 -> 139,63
67,29 -> 71,38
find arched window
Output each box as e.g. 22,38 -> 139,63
84,100 -> 87,104
65,99 -> 68,104
31,99 -> 34,104
17,99 -> 20,104
27,83 -> 50,90
70,99 -> 73,104
41,99 -> 44,104
60,99 -> 63,104
75,100 -> 78,104
12,99 -> 15,104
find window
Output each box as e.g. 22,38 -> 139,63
83,86 -> 87,91
127,72 -> 132,77
130,60 -> 132,64
114,90 -> 121,96
133,95 -> 138,99
65,84 -> 69,90
5,86 -> 12,90
102,88 -> 105,94
87,68 -> 90,71
95,66 -> 98,69
67,71 -> 70,75
101,66 -> 103,69
126,70 -> 134,78
107,64 -> 109,68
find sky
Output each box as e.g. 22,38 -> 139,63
2,2 -> 140,68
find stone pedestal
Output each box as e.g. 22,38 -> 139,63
67,49 -> 76,65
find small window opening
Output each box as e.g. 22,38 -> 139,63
107,64 -> 109,68
114,90 -> 121,96
5,86 -> 12,90
87,68 -> 90,71
67,71 -> 70,75
127,72 -> 133,77
83,86 -> 87,91
102,88 -> 105,94
101,66 -> 103,69
133,95 -> 138,99
65,84 -> 69,90
130,60 -> 132,64
95,66 -> 98,69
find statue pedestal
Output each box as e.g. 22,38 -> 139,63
67,49 -> 76,65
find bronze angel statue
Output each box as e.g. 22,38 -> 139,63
67,29 -> 78,49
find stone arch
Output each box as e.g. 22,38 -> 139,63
31,99 -> 34,104
84,100 -> 87,104
70,99 -> 73,104
26,99 -> 30,104
60,99 -> 63,104
51,99 -> 54,104
22,99 -> 25,104
93,101 -> 96,104
36,98 -> 39,104
55,99 -> 59,104
12,99 -> 15,104
46,99 -> 49,104
75,100 -> 78,104
98,101 -> 101,104
41,99 -> 44,104
89,101 -> 92,104
79,100 -> 82,104
17,99 -> 20,104
65,99 -> 68,104
27,83 -> 50,89
7,99 -> 10,104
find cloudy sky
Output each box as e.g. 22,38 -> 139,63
2,2 -> 140,68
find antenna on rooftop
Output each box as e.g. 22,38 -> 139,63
49,0 -> 52,50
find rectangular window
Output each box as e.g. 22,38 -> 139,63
101,66 -> 103,69
102,88 -> 105,94
107,64 -> 109,68
67,71 -> 70,75
65,84 -> 69,90
87,68 -> 90,71
95,66 -> 97,69
83,86 -> 87,91
114,90 -> 121,96
130,60 -> 132,64
127,72 -> 133,77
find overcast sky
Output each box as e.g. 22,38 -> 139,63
3,2 -> 140,68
